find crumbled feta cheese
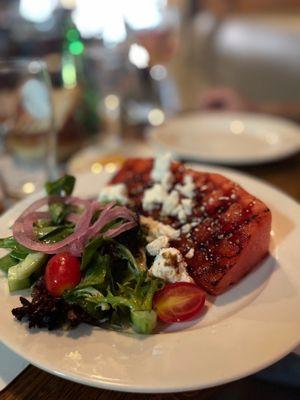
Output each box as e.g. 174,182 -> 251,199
219,196 -> 230,201
149,247 -> 193,283
142,184 -> 167,211
151,153 -> 172,183
177,207 -> 188,223
161,192 -> 193,223
146,236 -> 169,256
181,198 -> 193,215
175,175 -> 195,198
181,223 -> 192,234
98,183 -> 128,205
181,220 -> 199,234
185,248 -> 195,259
161,171 -> 173,191
142,154 -> 196,225
140,216 -> 179,241
169,199 -> 193,224
161,190 -> 179,216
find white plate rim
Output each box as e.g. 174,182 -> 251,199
149,112 -> 300,165
0,166 -> 300,393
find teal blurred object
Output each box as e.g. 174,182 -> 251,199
61,12 -> 99,136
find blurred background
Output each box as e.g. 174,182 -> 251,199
1,0 -> 300,198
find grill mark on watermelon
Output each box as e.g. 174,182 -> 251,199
110,158 -> 271,295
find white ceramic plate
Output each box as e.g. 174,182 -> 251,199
67,140 -> 154,174
149,112 -> 300,165
0,167 -> 300,393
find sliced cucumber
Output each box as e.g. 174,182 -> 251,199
130,310 -> 157,334
8,276 -> 31,292
8,252 -> 47,292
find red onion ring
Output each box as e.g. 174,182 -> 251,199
105,221 -> 137,238
85,203 -> 136,242
12,195 -> 137,256
12,196 -> 93,255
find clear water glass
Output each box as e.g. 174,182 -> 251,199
0,59 -> 56,205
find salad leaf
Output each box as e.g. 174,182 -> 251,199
0,237 -> 32,254
66,234 -> 163,333
107,273 -> 163,311
64,287 -> 109,320
109,307 -> 131,331
10,250 -> 29,261
77,254 -> 109,289
35,226 -> 65,239
0,254 -> 18,273
81,236 -> 106,271
35,219 -> 51,228
48,203 -> 77,226
49,203 -> 65,225
112,241 -> 141,275
134,248 -> 147,272
38,226 -> 74,244
45,175 -> 76,225
0,237 -> 33,261
105,273 -> 163,334
45,175 -> 75,197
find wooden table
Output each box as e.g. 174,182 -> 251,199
1,362 -> 300,400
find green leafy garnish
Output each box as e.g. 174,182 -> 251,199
64,287 -> 109,320
0,254 -> 18,273
104,273 -> 162,334
66,236 -> 163,334
0,173 -> 162,334
37,226 -> 74,244
0,237 -> 33,262
112,241 -> 141,275
45,175 -> 75,197
0,237 -> 32,254
81,236 -> 106,271
77,254 -> 109,289
45,175 -> 76,225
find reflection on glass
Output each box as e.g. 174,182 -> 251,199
0,59 -> 57,202
150,64 -> 167,81
230,120 -> 244,135
148,108 -> 165,126
128,44 -> 150,69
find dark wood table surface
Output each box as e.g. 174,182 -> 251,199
1,152 -> 300,400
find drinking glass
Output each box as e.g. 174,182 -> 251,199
129,3 -> 181,120
0,59 -> 57,206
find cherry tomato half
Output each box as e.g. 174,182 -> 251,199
45,252 -> 81,297
153,282 -> 206,323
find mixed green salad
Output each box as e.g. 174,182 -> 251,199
0,176 -> 205,334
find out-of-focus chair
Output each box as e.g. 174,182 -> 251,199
193,13 -> 300,102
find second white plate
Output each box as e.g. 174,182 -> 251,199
149,112 -> 300,165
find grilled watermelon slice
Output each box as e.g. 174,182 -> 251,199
110,158 -> 271,295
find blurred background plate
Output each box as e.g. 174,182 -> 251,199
67,139 -> 154,175
149,111 -> 300,165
